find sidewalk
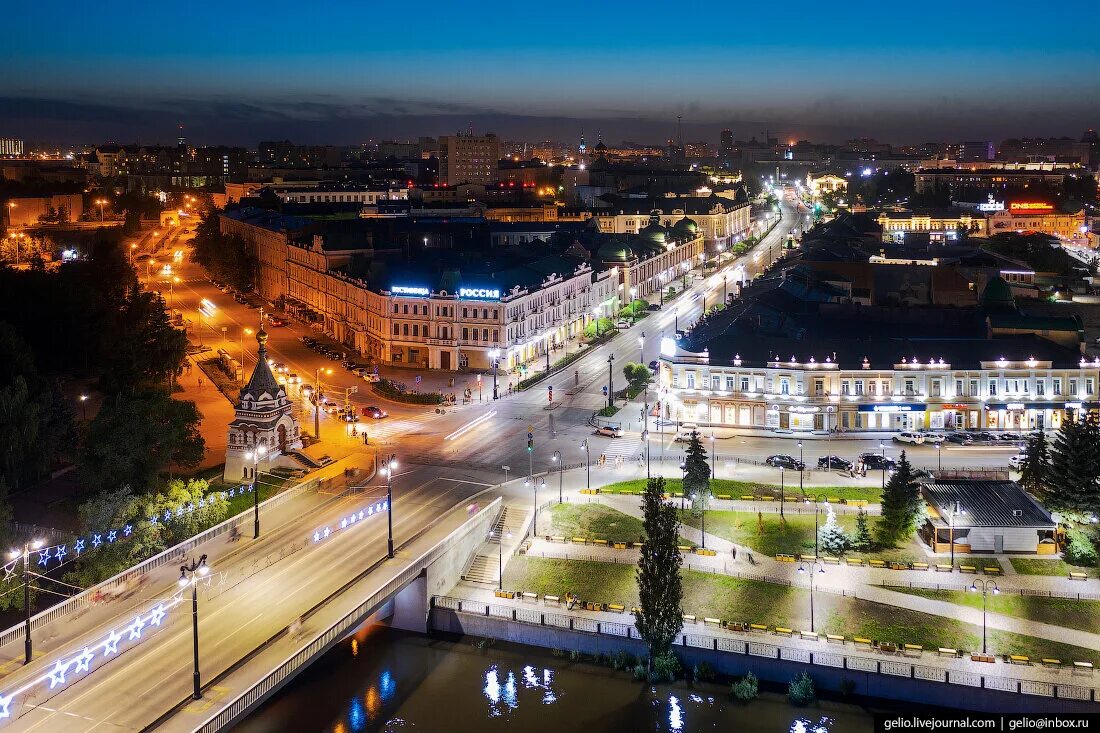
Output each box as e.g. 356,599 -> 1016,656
174,355 -> 236,470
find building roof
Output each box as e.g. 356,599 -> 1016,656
240,329 -> 283,402
921,480 -> 1055,529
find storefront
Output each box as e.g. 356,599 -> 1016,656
857,403 -> 926,430
764,404 -> 834,431
933,403 -> 978,430
984,402 -> 1080,430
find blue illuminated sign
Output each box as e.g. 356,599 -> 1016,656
459,287 -> 500,300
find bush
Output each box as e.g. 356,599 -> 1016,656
632,663 -> 648,681
611,650 -> 634,671
692,662 -> 715,682
730,671 -> 759,702
1065,527 -> 1098,566
596,405 -> 620,418
372,379 -> 442,405
788,671 -> 816,706
569,650 -> 582,662
649,651 -> 681,683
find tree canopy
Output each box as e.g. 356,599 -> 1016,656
634,477 -> 683,663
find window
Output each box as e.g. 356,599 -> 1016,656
462,308 -> 468,318
841,381 -> 850,395
970,379 -> 978,397
881,380 -> 890,394
412,325 -> 418,336
392,323 -> 399,335
854,380 -> 864,396
989,380 -> 997,396
403,305 -> 408,315
492,329 -> 498,342
1053,378 -> 1062,395
904,379 -> 915,395
931,380 -> 941,397
712,376 -> 721,389
955,379 -> 963,396
482,308 -> 488,319
1036,380 -> 1045,396
725,377 -> 735,391
493,309 -> 499,319
686,372 -> 696,388
472,330 -> 479,341
462,327 -> 469,339
393,304 -> 398,313
1069,378 -> 1078,395
780,378 -> 790,395
868,381 -> 876,395
482,328 -> 489,341
402,324 -> 409,336
740,377 -> 749,392
1088,378 -> 1095,396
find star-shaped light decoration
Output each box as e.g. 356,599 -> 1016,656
312,532 -> 320,543
74,538 -> 86,554
47,659 -> 68,689
127,615 -> 145,641
106,530 -> 117,543
148,605 -> 167,627
164,509 -> 173,522
322,527 -> 331,538
91,534 -> 102,549
102,629 -> 122,656
55,545 -> 67,562
73,647 -> 94,673
197,498 -> 206,509
150,515 -> 159,525
37,548 -> 51,567
340,519 -> 348,529
123,524 -> 133,537
0,692 -> 13,719
358,510 -> 364,521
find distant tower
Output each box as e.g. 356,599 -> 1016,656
223,322 -> 302,482
579,130 -> 587,157
177,124 -> 186,149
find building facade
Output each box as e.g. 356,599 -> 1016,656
438,132 -> 501,185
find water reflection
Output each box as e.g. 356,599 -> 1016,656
234,629 -> 878,733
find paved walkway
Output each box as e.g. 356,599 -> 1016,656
174,355 -> 236,470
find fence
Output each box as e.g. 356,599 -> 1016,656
0,473 -> 332,652
433,595 -> 1098,703
190,497 -> 502,733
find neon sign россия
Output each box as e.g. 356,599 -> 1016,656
459,287 -> 500,300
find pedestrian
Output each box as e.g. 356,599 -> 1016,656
198,377 -> 204,388
731,546 -> 737,560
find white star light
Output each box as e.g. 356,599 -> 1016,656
55,545 -> 67,562
74,538 -> 85,554
47,660 -> 68,689
106,530 -> 117,543
0,693 -> 12,719
340,519 -> 347,529
73,647 -> 94,673
197,498 -> 206,509
102,629 -> 121,656
124,524 -> 133,536
312,532 -> 320,543
148,605 -> 166,627
127,616 -> 145,640
358,511 -> 364,520
164,509 -> 172,522
37,548 -> 51,567
91,534 -> 102,549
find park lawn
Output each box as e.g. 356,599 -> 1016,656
889,588 -> 1100,635
545,504 -> 646,545
676,509 -> 925,563
599,478 -> 880,504
209,473 -> 292,518
501,556 -> 1100,665
1009,558 -> 1086,577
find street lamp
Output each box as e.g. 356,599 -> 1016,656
79,394 -> 88,421
244,445 -> 267,538
491,530 -> 511,590
10,540 -> 43,663
489,348 -> 501,400
936,443 -> 942,474
129,242 -> 137,265
591,307 -> 600,338
779,465 -> 786,518
969,579 -> 999,654
807,494 -> 829,558
178,554 -> 210,700
679,460 -> 687,510
692,493 -> 707,549
606,353 -> 615,409
948,501 -> 966,568
797,560 -> 826,632
552,450 -> 564,503
382,455 -> 397,558
879,442 -> 887,491
580,440 -> 591,490
314,367 -> 332,440
95,198 -> 107,221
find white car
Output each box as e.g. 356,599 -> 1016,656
1008,453 -> 1026,470
594,425 -> 623,438
361,373 -> 381,383
919,433 -> 946,445
893,431 -> 925,445
615,320 -> 631,329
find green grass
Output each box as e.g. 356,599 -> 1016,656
502,556 -> 1100,665
676,509 -> 924,563
543,504 -> 695,547
208,473 -> 292,517
890,588 -> 1100,635
599,478 -> 880,503
1010,558 -> 1086,577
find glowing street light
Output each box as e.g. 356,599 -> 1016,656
244,445 -> 268,538
179,554 -> 210,699
10,540 -> 44,663
381,455 -> 398,558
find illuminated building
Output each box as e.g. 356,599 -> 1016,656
438,132 -> 501,185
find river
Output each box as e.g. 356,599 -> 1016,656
233,627 -> 879,732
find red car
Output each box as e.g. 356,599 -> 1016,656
267,317 -> 287,327
363,406 -> 388,419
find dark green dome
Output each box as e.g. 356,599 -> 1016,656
673,216 -> 698,235
597,240 -> 631,263
981,276 -> 1016,312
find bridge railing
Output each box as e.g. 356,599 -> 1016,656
191,496 -> 502,733
0,472 -> 336,651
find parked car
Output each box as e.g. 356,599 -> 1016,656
361,373 -> 381,383
268,317 -> 287,327
859,453 -> 897,472
919,432 -> 946,444
673,423 -> 699,442
363,406 -> 387,419
974,431 -> 998,442
999,432 -> 1023,442
1008,453 -> 1026,470
765,454 -> 804,470
647,303 -> 662,311
894,431 -> 925,445
648,360 -> 659,372
300,336 -> 315,345
594,425 -> 623,438
615,320 -> 631,329
320,399 -> 339,414
945,431 -> 973,445
817,455 -> 853,471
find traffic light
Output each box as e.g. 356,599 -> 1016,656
527,430 -> 534,452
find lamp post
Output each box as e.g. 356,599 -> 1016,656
244,445 -> 267,538
606,354 -> 615,409
580,440 -> 590,490
679,460 -> 687,510
314,367 -> 332,440
178,554 -> 210,700
552,450 -> 563,504
969,579 -> 999,654
79,394 -> 88,421
798,441 -> 804,496
879,442 -> 887,491
489,348 -> 500,400
779,466 -> 785,518
948,500 -> 966,568
129,242 -> 137,266
808,494 -> 829,558
709,432 -> 716,480
642,429 -> 651,478
797,560 -> 826,632
382,455 -> 397,558
936,443 -> 942,474
95,198 -> 107,221
692,494 -> 707,549
10,540 -> 43,664
491,530 -> 511,590
241,327 -> 252,374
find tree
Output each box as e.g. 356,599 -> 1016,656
1019,429 -> 1052,500
621,362 -> 651,392
876,451 -> 923,547
851,508 -> 872,551
100,284 -> 188,395
79,392 -> 205,494
1046,413 -> 1100,518
817,505 -> 850,556
634,476 -> 683,666
682,431 -> 711,500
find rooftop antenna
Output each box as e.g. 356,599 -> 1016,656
677,115 -> 683,150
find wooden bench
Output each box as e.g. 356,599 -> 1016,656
799,555 -> 819,564
631,606 -> 642,616
823,556 -> 841,565
937,647 -> 958,658
739,495 -> 756,501
579,488 -> 599,495
959,565 -> 977,574
695,548 -> 717,556
783,496 -> 800,502
607,603 -> 625,613
889,562 -> 909,570
845,558 -> 864,567
704,617 -> 722,627
983,566 -> 1001,575
935,564 -> 953,572
878,642 -> 898,654
911,562 -> 929,571
1069,571 -> 1089,581
826,634 -> 845,644
776,554 -> 797,563
846,499 -> 868,507
1073,661 -> 1094,674
572,537 -> 588,545
592,539 -> 608,546
827,497 -> 842,504
583,601 -> 604,612
853,637 -> 873,648
521,592 -> 538,602
749,623 -> 768,633
903,644 -> 923,657
544,594 -> 561,605
1008,655 -> 1031,666
726,621 -> 748,632
1041,658 -> 1062,668
677,545 -> 694,553
869,559 -> 887,568
494,590 -> 515,599
682,614 -> 697,624
971,653 -> 995,663
716,494 -> 732,500
800,631 -> 819,641
550,536 -> 566,543
612,542 -> 627,550
758,495 -> 775,501
774,627 -> 794,637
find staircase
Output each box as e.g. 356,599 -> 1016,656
461,506 -> 531,586
285,449 -> 323,469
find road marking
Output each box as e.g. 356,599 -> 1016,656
444,411 -> 497,441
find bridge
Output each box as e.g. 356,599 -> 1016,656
0,467 -> 500,732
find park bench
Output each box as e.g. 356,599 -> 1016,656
868,559 -> 886,568
911,562 -> 929,571
592,539 -> 608,546
846,558 -> 864,567
800,631 -> 819,641
889,562 -> 909,570
937,648 -> 958,658
1073,661 -> 1094,675
494,590 -> 515,599
740,495 -> 755,500
544,594 -> 560,604
703,617 -> 722,627
682,614 -> 697,624
983,566 -> 1002,575
853,637 -> 873,648
903,644 -> 923,657
572,537 -> 587,545
1041,658 -> 1061,668
612,542 -> 627,550
1008,655 -> 1031,665
774,627 -> 793,637
1069,571 -> 1088,581
607,603 -> 625,613
971,653 -> 995,663
521,592 -> 538,602
749,623 -> 768,633
935,564 -> 953,572
959,565 -> 977,574
826,634 -> 845,644
877,642 -> 898,654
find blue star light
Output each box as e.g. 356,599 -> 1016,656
37,548 -> 51,567
0,692 -> 12,719
91,534 -> 102,549
127,616 -> 145,641
198,498 -> 206,509
55,545 -> 67,562
47,660 -> 68,689
102,629 -> 121,656
164,509 -> 172,522
74,538 -> 85,554
150,515 -> 159,525
73,647 -> 94,674
148,605 -> 167,627
313,532 -> 320,542
123,524 -> 133,536
106,530 -> 117,543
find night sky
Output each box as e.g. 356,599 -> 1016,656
3,0 -> 1099,145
